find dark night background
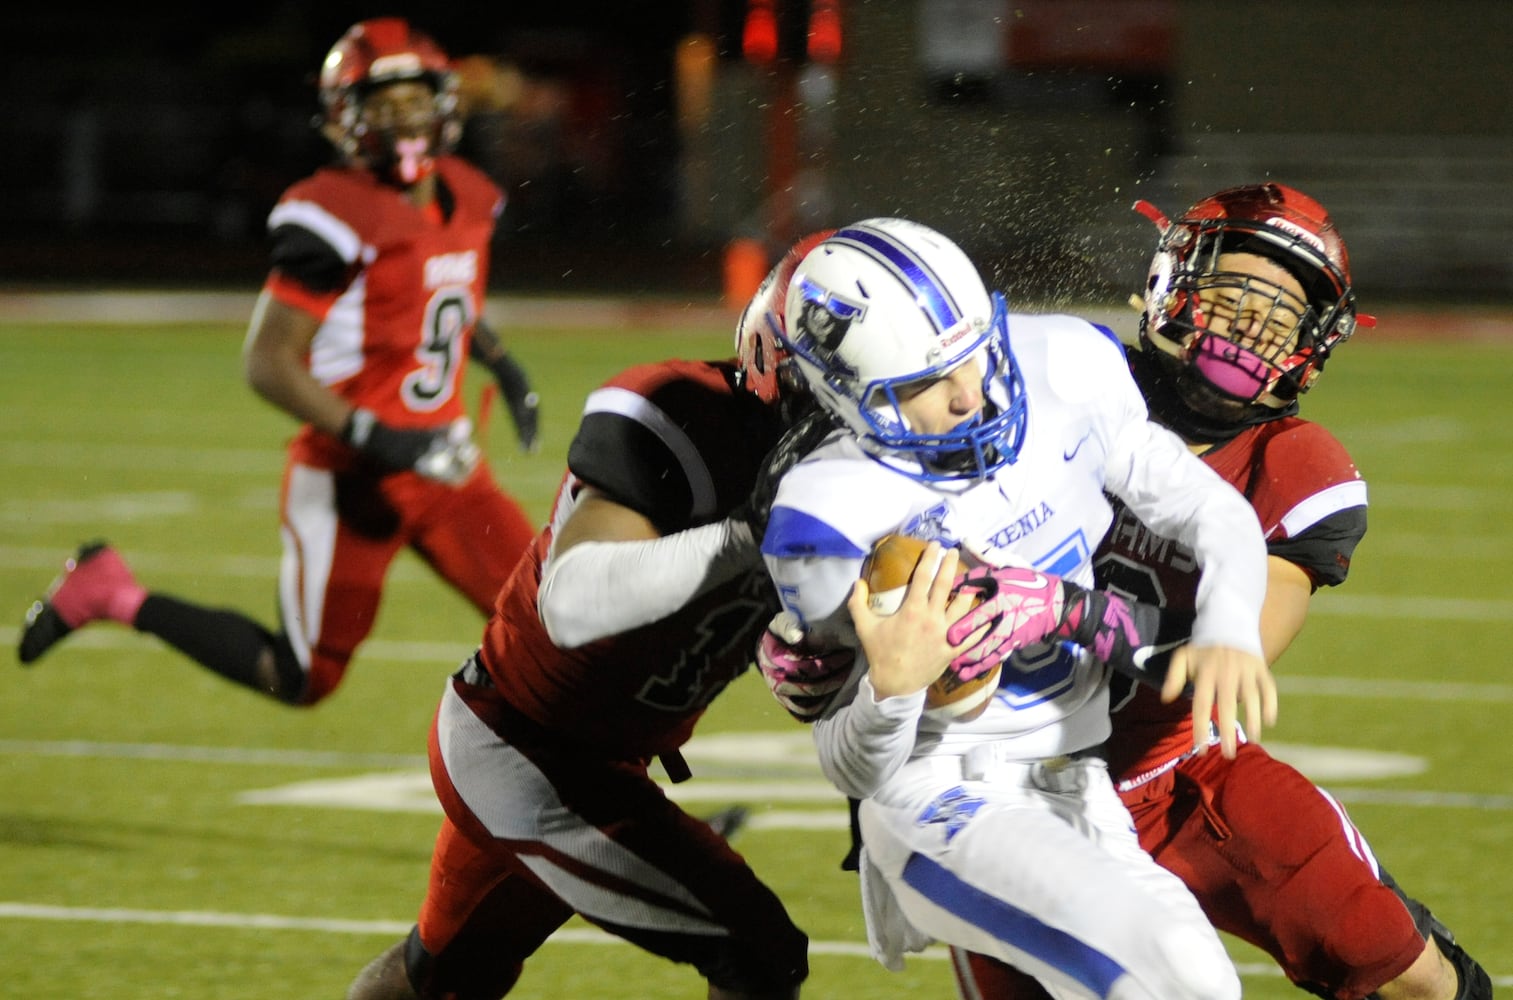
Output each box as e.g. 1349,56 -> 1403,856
5,2 -> 1513,302
3,5 -> 726,293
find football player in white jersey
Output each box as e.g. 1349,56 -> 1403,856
759,218 -> 1275,1000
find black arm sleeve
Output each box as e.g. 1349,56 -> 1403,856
1056,584 -> 1196,692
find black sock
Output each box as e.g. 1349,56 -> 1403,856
133,594 -> 291,699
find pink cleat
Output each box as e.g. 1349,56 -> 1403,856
18,541 -> 148,665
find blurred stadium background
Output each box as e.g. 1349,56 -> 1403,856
4,1 -> 1512,304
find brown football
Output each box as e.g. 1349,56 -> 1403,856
860,533 -> 998,722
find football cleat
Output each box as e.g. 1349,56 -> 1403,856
18,541 -> 145,665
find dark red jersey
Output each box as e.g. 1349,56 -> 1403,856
263,158 -> 504,467
1097,415 -> 1368,785
476,359 -> 783,759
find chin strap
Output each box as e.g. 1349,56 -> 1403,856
1131,345 -> 1297,445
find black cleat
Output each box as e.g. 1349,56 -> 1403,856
18,541 -> 116,665
19,599 -> 74,665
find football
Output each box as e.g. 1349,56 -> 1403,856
860,533 -> 999,722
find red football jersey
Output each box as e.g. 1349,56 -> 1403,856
1097,416 -> 1368,785
262,158 -> 504,467
476,359 -> 783,759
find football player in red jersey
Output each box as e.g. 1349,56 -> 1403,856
948,186 -> 1490,1000
16,18 -> 540,705
343,236 -> 834,1000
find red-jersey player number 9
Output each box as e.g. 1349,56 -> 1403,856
404,287 -> 472,411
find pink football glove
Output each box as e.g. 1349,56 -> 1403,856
756,613 -> 856,722
944,565 -> 1066,681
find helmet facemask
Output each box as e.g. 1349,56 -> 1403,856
1163,241 -> 1322,416
1136,189 -> 1369,429
854,296 -> 1026,482
352,78 -> 458,185
319,19 -> 461,188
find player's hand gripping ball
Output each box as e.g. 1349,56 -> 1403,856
861,533 -> 997,722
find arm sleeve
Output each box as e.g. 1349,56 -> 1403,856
765,545 -> 922,799
1106,418 -> 1268,654
812,672 -> 925,800
537,518 -> 755,648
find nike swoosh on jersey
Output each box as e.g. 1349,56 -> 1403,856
1063,433 -> 1091,461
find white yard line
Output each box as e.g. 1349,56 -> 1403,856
1,735 -> 1508,812
0,901 -> 1266,978
3,900 -> 1507,986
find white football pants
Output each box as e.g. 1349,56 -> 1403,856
857,748 -> 1239,1000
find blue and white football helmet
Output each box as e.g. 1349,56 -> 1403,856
780,218 -> 1027,482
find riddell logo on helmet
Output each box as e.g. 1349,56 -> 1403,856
1265,217 -> 1326,254
938,318 -> 976,350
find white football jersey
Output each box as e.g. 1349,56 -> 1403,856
761,313 -> 1266,799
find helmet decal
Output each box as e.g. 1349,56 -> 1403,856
830,226 -> 963,335
1264,215 -> 1328,256
792,275 -> 865,376
734,230 -> 836,408
779,218 -> 1028,483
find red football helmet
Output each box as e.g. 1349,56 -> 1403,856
1135,183 -> 1374,411
318,18 -> 461,186
735,230 -> 835,406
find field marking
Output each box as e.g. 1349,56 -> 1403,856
0,732 -> 1424,779
0,901 -> 1273,979
12,732 -> 1513,813
1310,591 -> 1513,623
0,442 -> 281,477
2,900 -> 1508,987
239,773 -> 1513,818
0,738 -> 424,770
0,622 -> 480,665
0,900 -> 876,957
1279,674 -> 1513,701
13,292 -> 1512,343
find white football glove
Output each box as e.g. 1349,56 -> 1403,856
413,417 -> 480,485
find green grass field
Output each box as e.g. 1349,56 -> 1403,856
1,300 -> 1510,998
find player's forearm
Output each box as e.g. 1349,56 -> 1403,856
814,673 -> 921,799
537,519 -> 756,648
467,319 -> 507,365
244,353 -> 351,437
1056,586 -> 1195,690
1114,421 -> 1266,655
